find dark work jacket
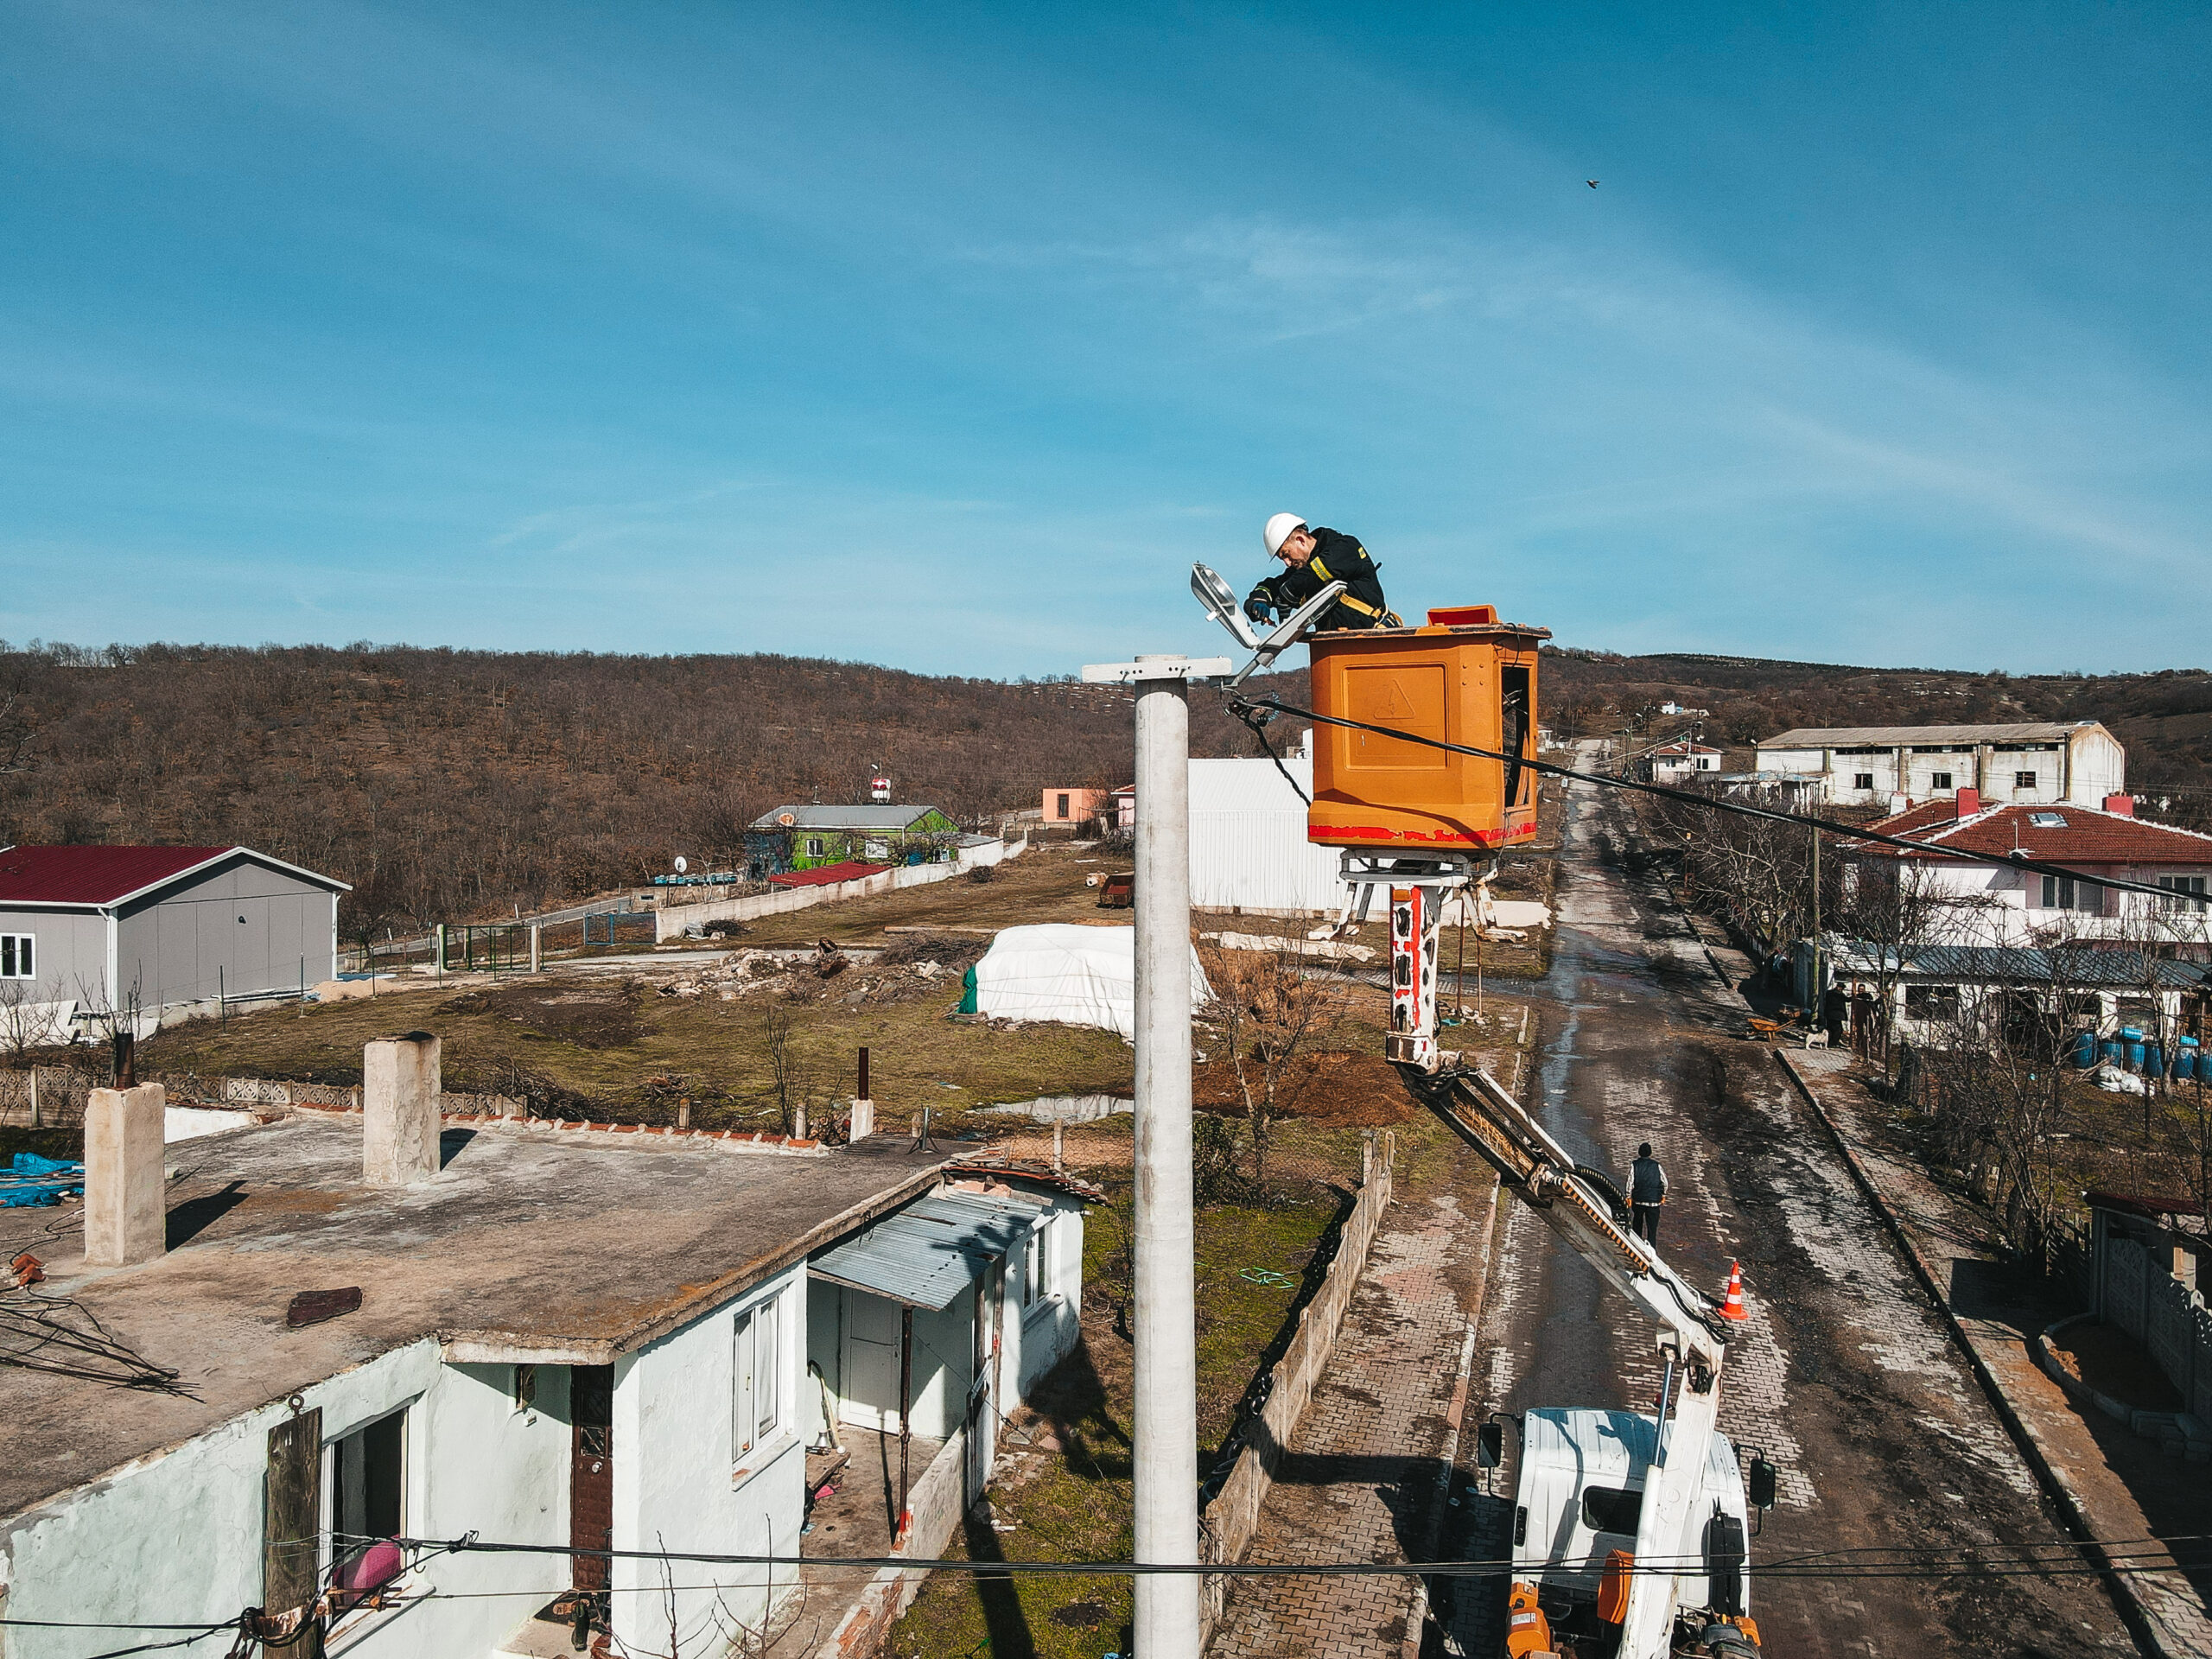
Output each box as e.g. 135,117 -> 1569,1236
1630,1155 -> 1668,1206
1244,527 -> 1394,632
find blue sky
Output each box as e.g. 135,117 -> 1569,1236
3,2 -> 2206,677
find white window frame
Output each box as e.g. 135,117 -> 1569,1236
806,837 -> 825,858
1022,1214 -> 1058,1318
1852,772 -> 1875,791
0,934 -> 31,979
1930,771 -> 1953,791
318,1402 -> 418,1640
2156,875 -> 2209,912
733,1289 -> 791,1479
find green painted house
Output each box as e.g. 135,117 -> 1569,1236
745,804 -> 963,874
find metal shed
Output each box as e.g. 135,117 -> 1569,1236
0,844 -> 348,1034
1189,756 -> 1344,916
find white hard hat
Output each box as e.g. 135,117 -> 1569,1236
1263,512 -> 1307,558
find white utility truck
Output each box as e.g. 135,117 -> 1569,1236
1404,1061 -> 1774,1659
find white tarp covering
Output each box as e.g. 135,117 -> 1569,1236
973,924 -> 1210,1036
1189,756 -> 1344,916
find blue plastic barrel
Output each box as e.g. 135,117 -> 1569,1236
2146,1043 -> 2165,1076
2127,1039 -> 2147,1069
2069,1030 -> 2097,1068
2177,1052 -> 2197,1082
2101,1039 -> 2125,1065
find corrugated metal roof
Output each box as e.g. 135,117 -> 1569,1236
808,1188 -> 1044,1309
749,804 -> 945,832
1758,722 -> 2102,748
1826,941 -> 2207,988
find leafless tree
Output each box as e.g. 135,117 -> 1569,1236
1834,854 -> 2000,1076
1649,780 -> 1822,958
762,1004 -> 806,1136
0,977 -> 61,1065
1196,944 -> 1347,1183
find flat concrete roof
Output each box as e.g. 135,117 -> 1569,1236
0,1114 -> 950,1520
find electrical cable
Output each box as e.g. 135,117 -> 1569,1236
394,1533 -> 2212,1582
1230,702 -> 1312,807
1230,690 -> 2212,916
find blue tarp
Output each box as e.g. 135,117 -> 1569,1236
1,1151 -> 84,1206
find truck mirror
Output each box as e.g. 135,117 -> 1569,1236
1476,1421 -> 1503,1469
1747,1454 -> 1777,1510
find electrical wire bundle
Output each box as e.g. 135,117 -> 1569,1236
0,1280 -> 188,1393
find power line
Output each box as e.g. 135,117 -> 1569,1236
395,1534 -> 2211,1583
1234,692 -> 2212,916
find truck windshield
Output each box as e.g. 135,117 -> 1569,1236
1581,1485 -> 1643,1536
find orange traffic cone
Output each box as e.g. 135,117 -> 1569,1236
1718,1260 -> 1748,1321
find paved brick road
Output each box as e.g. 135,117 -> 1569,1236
1429,758 -> 2139,1658
1207,1162 -> 1498,1658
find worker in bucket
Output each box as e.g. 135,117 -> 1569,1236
1630,1142 -> 1668,1246
1245,514 -> 1401,633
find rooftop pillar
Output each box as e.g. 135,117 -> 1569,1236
364,1033 -> 441,1185
84,1084 -> 166,1267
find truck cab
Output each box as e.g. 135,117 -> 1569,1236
1509,1407 -> 1756,1656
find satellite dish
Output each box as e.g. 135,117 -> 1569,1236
674,855 -> 689,874
1192,563 -> 1261,651
778,811 -> 797,827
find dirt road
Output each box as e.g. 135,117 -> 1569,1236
1430,760 -> 2139,1657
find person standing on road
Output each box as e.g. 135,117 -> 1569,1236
1630,1142 -> 1667,1247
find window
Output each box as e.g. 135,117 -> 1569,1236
733,1293 -> 785,1463
1056,792 -> 1071,819
2042,874 -> 2102,913
512,1363 -> 537,1414
1904,984 -> 1959,1020
327,1409 -> 405,1554
0,935 -> 30,979
1853,772 -> 1876,791
1581,1484 -> 1643,1536
1930,772 -> 1953,791
2029,812 -> 2067,828
1024,1215 -> 1056,1307
2015,771 -> 2038,790
806,837 -> 824,858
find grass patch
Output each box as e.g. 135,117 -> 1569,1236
143,976 -> 1136,1128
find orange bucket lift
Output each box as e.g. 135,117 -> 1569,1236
1305,604 -> 1549,852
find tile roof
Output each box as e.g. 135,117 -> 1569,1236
0,845 -> 233,906
1855,804 -> 2212,867
1758,721 -> 2104,747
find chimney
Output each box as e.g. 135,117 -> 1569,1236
1955,786 -> 1980,820
364,1033 -> 442,1185
84,1083 -> 166,1267
2104,793 -> 2134,817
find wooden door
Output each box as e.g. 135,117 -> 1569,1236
570,1364 -> 614,1592
965,1260 -> 1003,1508
264,1408 -> 323,1613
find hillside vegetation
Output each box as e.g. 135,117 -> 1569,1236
2,640 -> 2205,938
0,643 -> 1266,935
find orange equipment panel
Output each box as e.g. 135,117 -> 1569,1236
1306,604 -> 1548,852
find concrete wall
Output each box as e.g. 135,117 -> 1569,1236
610,1264 -> 810,1651
656,837 -> 1025,943
1756,728 -> 2126,810
115,854 -> 340,1009
0,1341 -> 571,1659
817,1427 -> 971,1656
0,906 -> 106,1010
1011,1198 -> 1085,1397
1197,1134 -> 1395,1643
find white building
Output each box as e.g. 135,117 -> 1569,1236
1189,753 -> 1344,916
1754,721 -> 2125,810
1843,791 -> 2212,949
1649,741 -> 1722,780
0,1045 -> 1090,1659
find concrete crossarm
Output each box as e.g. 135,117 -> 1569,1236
1420,1067 -> 1732,1659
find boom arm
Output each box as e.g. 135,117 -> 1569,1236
1402,1065 -> 1734,1659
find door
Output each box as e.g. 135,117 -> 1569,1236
965,1258 -> 1003,1508
840,1288 -> 904,1431
570,1364 -> 614,1592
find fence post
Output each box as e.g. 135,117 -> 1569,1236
28,1067 -> 39,1129
530,923 -> 543,974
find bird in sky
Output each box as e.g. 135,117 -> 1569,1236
1586,179 -> 1600,188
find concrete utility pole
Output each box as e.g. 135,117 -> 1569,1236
1082,650 -> 1225,1659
